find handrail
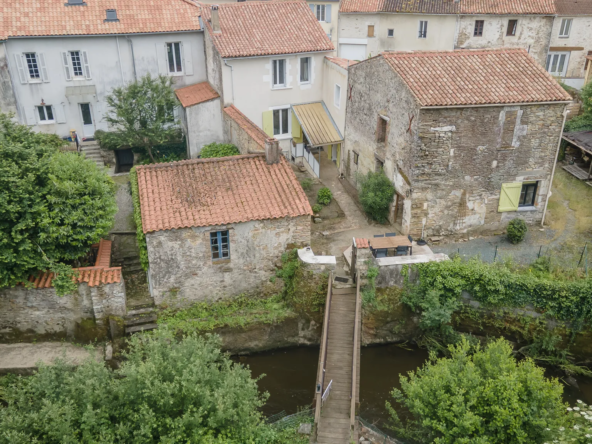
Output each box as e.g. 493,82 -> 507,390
321,379 -> 333,405
314,272 -> 333,426
350,276 -> 361,430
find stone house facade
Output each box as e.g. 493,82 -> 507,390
136,142 -> 312,307
343,49 -> 571,237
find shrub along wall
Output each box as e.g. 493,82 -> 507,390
129,168 -> 148,271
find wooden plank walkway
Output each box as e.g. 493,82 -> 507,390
316,285 -> 358,444
563,163 -> 592,181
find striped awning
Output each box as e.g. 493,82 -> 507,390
291,102 -> 343,148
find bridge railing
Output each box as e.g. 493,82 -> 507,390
314,272 -> 333,428
350,275 -> 362,432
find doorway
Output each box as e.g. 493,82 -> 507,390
115,149 -> 134,173
546,52 -> 570,78
79,103 -> 95,138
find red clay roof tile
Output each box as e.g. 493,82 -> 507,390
325,57 -> 358,70
380,49 -> 571,107
223,105 -> 268,151
136,154 -> 312,233
340,0 -> 555,14
176,82 -> 220,108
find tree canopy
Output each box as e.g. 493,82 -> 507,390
0,113 -> 117,294
358,170 -> 396,223
103,74 -> 181,162
387,338 -> 566,444
0,330 -> 303,443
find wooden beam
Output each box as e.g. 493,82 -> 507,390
549,46 -> 585,51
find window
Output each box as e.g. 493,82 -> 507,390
368,25 -> 375,37
387,29 -> 394,37
37,105 -> 54,123
105,9 -> 118,21
418,21 -> 428,38
519,182 -> 537,207
316,4 -> 325,22
375,158 -> 384,172
474,20 -> 484,37
273,108 -> 289,135
273,59 -> 286,88
507,20 -> 518,36
334,84 -> 341,108
167,42 -> 183,73
24,53 -> 40,80
546,52 -> 570,77
210,231 -> 230,260
300,57 -> 310,83
353,151 -> 359,165
559,18 -> 572,38
69,51 -> 84,77
377,116 -> 388,143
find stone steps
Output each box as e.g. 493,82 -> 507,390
125,301 -> 158,335
80,143 -> 104,169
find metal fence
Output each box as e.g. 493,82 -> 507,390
304,146 -> 320,177
358,417 -> 404,444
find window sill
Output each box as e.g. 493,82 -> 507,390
28,80 -> 42,84
299,81 -> 311,86
517,206 -> 537,212
212,258 -> 231,265
38,121 -> 56,125
274,134 -> 292,140
168,73 -> 184,77
272,86 -> 292,91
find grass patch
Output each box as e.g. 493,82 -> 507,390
549,169 -> 592,237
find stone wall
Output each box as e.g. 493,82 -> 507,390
146,215 -> 311,307
0,281 -> 126,342
223,108 -> 265,154
0,45 -> 17,115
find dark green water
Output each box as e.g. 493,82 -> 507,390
237,344 -> 592,429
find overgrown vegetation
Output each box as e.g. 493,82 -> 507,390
361,263 -> 379,308
556,400 -> 592,442
299,178 -> 313,191
95,130 -> 187,164
0,113 -> 117,295
129,167 -> 149,271
358,170 -> 396,223
507,218 -> 528,244
565,81 -> 592,132
387,338 -> 566,444
316,187 -> 332,206
312,204 -> 322,214
199,143 -> 240,159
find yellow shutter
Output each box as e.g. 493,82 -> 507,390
336,143 -> 341,169
291,112 -> 303,143
498,182 -> 522,212
262,110 -> 274,137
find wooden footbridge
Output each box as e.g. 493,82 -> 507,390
312,273 -> 362,443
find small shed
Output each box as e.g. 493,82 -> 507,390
562,131 -> 592,183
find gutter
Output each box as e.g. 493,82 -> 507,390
116,36 -> 125,83
223,59 -> 235,104
125,35 -> 137,81
6,30 -> 202,39
222,50 -> 333,61
419,100 -> 572,109
2,41 -> 23,122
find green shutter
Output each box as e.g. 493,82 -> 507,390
498,182 -> 522,212
291,112 -> 303,143
262,110 -> 274,137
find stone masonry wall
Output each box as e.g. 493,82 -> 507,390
0,281 -> 126,342
146,215 -> 311,307
408,104 -> 566,237
223,111 -> 265,154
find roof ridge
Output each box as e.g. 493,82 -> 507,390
382,48 -> 526,58
135,154 -> 265,171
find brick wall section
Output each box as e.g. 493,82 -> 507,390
146,215 -> 311,307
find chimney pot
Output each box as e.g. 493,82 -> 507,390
265,138 -> 280,165
211,5 -> 221,33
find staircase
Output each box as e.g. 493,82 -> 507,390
112,254 -> 144,273
124,302 -> 158,335
80,142 -> 105,169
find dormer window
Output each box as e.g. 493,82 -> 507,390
105,9 -> 119,22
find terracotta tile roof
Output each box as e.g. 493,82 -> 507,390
223,105 -> 268,151
26,240 -> 122,289
136,154 -> 312,233
0,0 -> 200,40
200,1 -> 334,58
555,0 -> 592,15
355,238 -> 370,249
380,49 -> 571,107
340,0 -> 554,14
325,57 -> 358,70
176,82 -> 220,108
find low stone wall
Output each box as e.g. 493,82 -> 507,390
223,105 -> 266,154
0,281 -> 126,342
374,253 -> 450,288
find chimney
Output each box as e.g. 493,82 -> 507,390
265,138 -> 280,165
211,5 -> 221,33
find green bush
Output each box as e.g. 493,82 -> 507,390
129,167 -> 148,271
312,204 -> 322,214
507,218 -> 528,244
387,338 -> 566,444
300,178 -> 313,191
565,80 -> 592,132
200,143 -> 240,158
358,171 -> 395,223
317,187 -> 332,205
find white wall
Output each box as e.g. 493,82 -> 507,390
548,16 -> 592,82
456,15 -> 553,66
322,58 -> 348,135
307,1 -> 340,46
338,13 -> 456,59
186,98 -> 224,157
6,32 -> 206,138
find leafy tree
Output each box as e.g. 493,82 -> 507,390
565,81 -> 592,132
200,142 -> 240,158
104,74 -> 180,162
0,113 -> 117,295
387,338 -> 566,444
358,170 -> 396,223
0,330 -> 293,443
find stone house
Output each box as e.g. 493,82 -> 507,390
136,142 -> 312,307
343,48 -> 572,237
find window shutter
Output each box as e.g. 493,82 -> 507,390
24,107 -> 36,125
55,103 -> 66,123
156,44 -> 167,75
262,110 -> 274,137
498,182 -> 522,212
82,51 -> 92,79
325,5 -> 331,23
61,52 -> 72,81
13,54 -> 27,84
291,112 -> 303,143
310,3 -> 315,14
183,42 -> 193,76
38,53 -> 49,82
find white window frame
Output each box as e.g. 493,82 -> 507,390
270,105 -> 291,139
316,4 -> 326,22
546,51 -> 570,77
387,29 -> 394,38
334,84 -> 341,109
559,18 -> 572,38
166,42 -> 183,75
69,50 -> 85,78
272,58 -> 287,89
24,53 -> 41,82
36,105 -> 55,124
299,56 -> 311,84
418,20 -> 428,39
